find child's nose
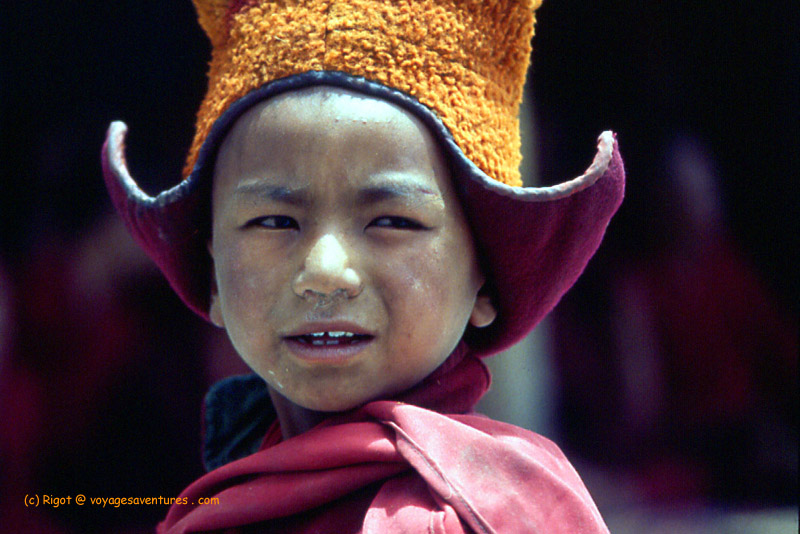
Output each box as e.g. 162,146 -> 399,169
292,234 -> 363,300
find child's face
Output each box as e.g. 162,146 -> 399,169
208,87 -> 494,412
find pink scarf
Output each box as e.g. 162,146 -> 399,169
159,345 -> 608,533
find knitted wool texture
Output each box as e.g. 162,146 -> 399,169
187,0 -> 542,187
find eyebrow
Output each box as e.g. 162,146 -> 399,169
355,181 -> 440,206
231,179 -> 441,207
232,183 -> 310,206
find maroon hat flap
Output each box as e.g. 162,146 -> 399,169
460,132 -> 625,355
102,121 -> 212,318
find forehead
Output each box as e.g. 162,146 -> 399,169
211,86 -> 454,200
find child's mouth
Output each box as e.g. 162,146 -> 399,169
284,330 -> 375,364
287,331 -> 373,346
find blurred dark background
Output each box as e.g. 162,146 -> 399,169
1,2 -> 797,532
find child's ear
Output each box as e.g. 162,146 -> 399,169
207,240 -> 225,329
469,292 -> 497,328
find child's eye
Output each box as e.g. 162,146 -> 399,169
368,216 -> 426,230
245,216 -> 299,230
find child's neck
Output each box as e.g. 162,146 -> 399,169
268,389 -> 335,439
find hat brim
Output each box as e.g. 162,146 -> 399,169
102,71 -> 624,357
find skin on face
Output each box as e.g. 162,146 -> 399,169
208,87 -> 496,428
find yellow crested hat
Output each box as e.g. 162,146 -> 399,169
186,0 -> 542,186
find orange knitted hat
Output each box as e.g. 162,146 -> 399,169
185,0 -> 542,187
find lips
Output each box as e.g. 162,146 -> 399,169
283,323 -> 375,363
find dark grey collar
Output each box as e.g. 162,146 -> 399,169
202,374 -> 275,472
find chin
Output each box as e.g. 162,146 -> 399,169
300,396 -> 367,413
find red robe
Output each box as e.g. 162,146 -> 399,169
159,344 -> 609,533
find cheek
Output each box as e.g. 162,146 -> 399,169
218,239 -> 281,297
218,255 -> 255,313
383,248 -> 439,301
380,240 -> 474,336
215,242 -> 281,344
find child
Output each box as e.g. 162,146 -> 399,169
102,1 -> 624,532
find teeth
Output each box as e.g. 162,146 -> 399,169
329,331 -> 355,338
296,331 -> 362,345
306,331 -> 355,338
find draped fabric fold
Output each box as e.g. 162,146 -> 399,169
159,344 -> 608,533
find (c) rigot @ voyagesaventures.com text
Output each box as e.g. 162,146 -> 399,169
24,494 -> 219,508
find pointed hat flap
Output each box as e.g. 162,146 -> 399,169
102,121 -> 213,318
